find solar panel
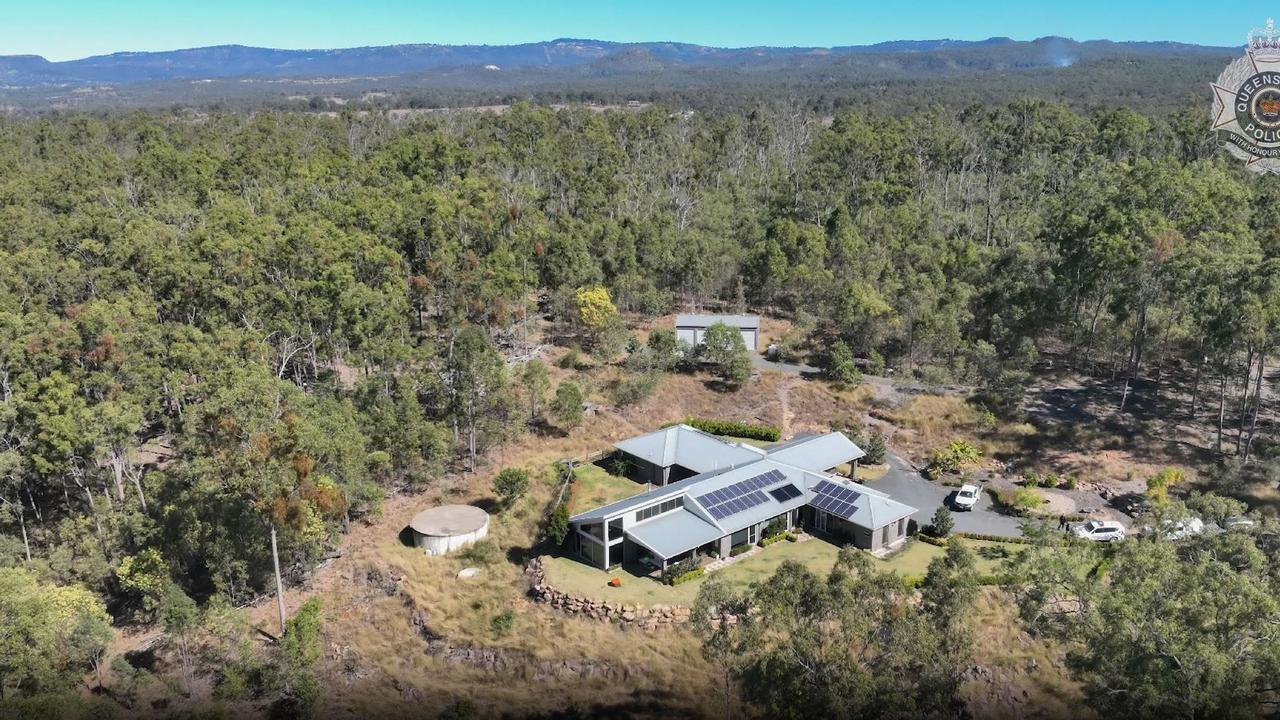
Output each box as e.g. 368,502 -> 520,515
769,483 -> 802,502
806,479 -> 863,520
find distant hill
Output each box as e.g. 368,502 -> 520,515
0,36 -> 1240,112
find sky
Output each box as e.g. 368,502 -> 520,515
6,0 -> 1277,61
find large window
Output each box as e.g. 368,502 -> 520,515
635,496 -> 684,522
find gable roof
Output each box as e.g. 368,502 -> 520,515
765,432 -> 865,470
675,313 -> 761,329
612,424 -> 764,472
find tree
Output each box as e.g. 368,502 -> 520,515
552,382 -> 584,430
1006,533 -> 1280,719
930,505 -> 954,537
520,360 -> 551,425
0,567 -> 112,698
544,501 -> 571,545
492,468 -> 530,508
699,323 -> 751,390
827,340 -> 861,387
574,285 -> 618,336
1145,468 -> 1184,506
444,325 -> 509,469
862,428 -> 887,465
272,598 -> 323,719
692,547 -> 972,720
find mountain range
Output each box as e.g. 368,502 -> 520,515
0,36 -> 1236,87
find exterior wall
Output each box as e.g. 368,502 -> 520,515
414,519 -> 489,556
675,325 -> 759,352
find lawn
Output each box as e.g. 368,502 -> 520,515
542,536 -> 1012,607
568,463 -> 646,514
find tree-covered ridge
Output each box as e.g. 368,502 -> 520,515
0,99 -> 1278,708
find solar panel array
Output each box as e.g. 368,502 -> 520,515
810,479 -> 861,519
696,469 -> 788,520
769,483 -> 802,502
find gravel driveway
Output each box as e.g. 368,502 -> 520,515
867,455 -> 1028,538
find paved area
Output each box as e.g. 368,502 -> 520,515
866,454 -> 1027,537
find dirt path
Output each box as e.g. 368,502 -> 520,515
777,376 -> 798,437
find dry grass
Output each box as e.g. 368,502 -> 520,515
567,464 -> 644,514
962,588 -> 1090,719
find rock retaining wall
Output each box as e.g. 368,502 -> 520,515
525,556 -> 736,630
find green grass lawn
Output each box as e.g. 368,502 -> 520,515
568,464 -> 646,515
542,536 -> 1012,607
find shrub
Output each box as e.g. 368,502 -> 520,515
489,610 -> 515,638
544,502 -> 570,545
553,382 -> 585,428
613,372 -> 658,407
493,468 -> 530,507
918,534 -> 949,547
784,533 -> 798,542
1064,475 -> 1079,490
862,428 -> 887,465
926,440 -> 982,478
729,544 -> 753,557
662,556 -> 701,584
760,534 -> 788,548
827,340 -> 862,387
557,346 -> 581,370
1146,468 -> 1184,505
987,487 -> 1045,515
681,417 -> 781,441
763,517 -> 787,539
669,568 -> 705,586
1041,473 -> 1059,488
929,505 -> 954,537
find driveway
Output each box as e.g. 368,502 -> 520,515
868,454 -> 1027,538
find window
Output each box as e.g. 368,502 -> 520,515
897,518 -> 905,536
635,496 -> 684,522
882,525 -> 890,544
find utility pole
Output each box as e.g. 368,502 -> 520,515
270,523 -> 286,636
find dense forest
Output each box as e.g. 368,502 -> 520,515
2,98 -> 1280,714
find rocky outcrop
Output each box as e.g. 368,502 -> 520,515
523,556 -> 705,630
424,640 -> 640,680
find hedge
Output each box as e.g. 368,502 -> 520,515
953,532 -> 1033,545
681,417 -> 782,442
669,568 -> 705,586
917,533 -> 949,547
760,533 -> 788,547
729,544 -> 753,557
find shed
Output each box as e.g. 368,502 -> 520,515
675,313 -> 761,352
409,505 -> 490,556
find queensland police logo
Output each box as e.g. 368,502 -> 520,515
1213,19 -> 1280,173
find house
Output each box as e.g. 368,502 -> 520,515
675,314 -> 761,352
569,425 -> 916,571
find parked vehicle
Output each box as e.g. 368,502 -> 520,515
1073,520 -> 1126,542
953,484 -> 981,511
1143,517 -> 1206,541
1222,516 -> 1256,531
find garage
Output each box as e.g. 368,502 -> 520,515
675,313 -> 760,352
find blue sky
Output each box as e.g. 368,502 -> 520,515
7,1 -> 1275,61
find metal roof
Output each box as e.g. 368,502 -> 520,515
765,432 -> 866,471
612,424 -> 764,472
626,511 -> 724,559
571,428 -> 915,559
675,314 -> 761,329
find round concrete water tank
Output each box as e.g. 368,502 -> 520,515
409,505 -> 490,556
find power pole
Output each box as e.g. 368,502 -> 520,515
270,523 -> 286,636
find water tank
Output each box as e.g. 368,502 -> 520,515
409,505 -> 490,556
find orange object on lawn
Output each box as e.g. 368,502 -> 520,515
608,577 -> 621,587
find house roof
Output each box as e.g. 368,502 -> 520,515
612,424 -> 764,472
572,428 -> 914,559
675,314 -> 761,329
765,432 -> 865,470
626,511 -> 724,559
